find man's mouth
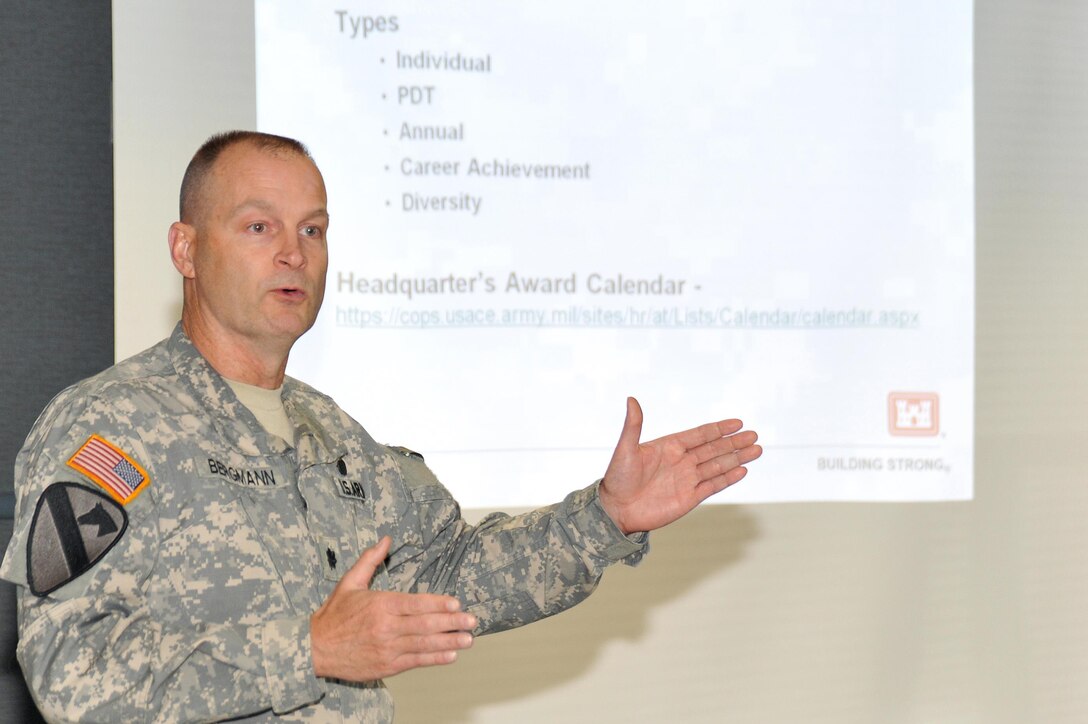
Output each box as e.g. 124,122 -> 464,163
274,286 -> 306,300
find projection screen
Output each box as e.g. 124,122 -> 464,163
116,1 -> 974,508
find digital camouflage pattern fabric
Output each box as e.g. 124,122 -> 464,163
0,325 -> 646,722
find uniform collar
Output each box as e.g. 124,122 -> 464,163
282,378 -> 351,466
166,323 -> 348,464
167,323 -> 292,457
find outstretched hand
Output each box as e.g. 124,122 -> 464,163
310,536 -> 477,682
598,397 -> 762,535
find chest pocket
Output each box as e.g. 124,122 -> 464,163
299,454 -> 389,589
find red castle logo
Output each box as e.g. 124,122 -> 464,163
888,392 -> 939,436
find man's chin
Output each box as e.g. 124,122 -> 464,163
265,315 -> 318,345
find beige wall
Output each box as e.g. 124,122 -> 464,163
114,2 -> 1088,721
113,2 -> 257,357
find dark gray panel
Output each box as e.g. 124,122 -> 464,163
0,3 -> 114,505
0,2 -> 112,720
0,520 -> 44,721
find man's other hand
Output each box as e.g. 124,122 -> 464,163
310,536 -> 477,681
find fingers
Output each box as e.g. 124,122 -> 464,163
693,465 -> 751,502
737,443 -> 763,465
375,587 -> 476,633
385,600 -> 476,639
691,430 -> 760,465
397,592 -> 463,614
371,607 -> 477,678
696,442 -> 763,480
662,418 -> 744,453
399,630 -> 475,656
391,640 -> 473,674
688,443 -> 762,510
622,398 -> 754,458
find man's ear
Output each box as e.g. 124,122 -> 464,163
168,222 -> 197,279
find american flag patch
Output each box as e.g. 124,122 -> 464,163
67,435 -> 149,505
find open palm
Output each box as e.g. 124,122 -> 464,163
598,398 -> 762,535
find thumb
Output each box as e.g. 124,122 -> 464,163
339,535 -> 392,590
616,396 -> 644,453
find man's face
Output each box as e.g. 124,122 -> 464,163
178,143 -> 329,351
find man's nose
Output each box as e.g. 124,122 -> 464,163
275,232 -> 305,268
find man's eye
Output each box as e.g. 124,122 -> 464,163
302,225 -> 321,237
249,222 -> 267,233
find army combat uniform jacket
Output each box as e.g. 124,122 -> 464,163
0,325 -> 646,722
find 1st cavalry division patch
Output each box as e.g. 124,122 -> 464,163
27,483 -> 128,596
67,434 -> 149,505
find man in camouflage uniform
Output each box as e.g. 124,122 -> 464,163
0,131 -> 762,722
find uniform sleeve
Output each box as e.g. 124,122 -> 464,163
383,451 -> 648,635
0,392 -> 325,723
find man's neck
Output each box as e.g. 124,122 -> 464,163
182,317 -> 291,389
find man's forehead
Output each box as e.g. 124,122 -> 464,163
205,144 -> 326,210
226,197 -> 330,221
212,142 -> 321,182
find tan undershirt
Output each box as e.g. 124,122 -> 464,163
225,378 -> 295,447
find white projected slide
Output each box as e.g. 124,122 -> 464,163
256,1 -> 974,507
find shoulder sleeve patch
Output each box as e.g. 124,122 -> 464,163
27,483 -> 128,597
67,434 -> 150,505
387,445 -> 425,462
